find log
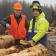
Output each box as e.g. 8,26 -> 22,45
0,35 -> 15,48
0,46 -> 23,56
5,44 -> 48,56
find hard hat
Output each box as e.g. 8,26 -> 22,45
13,2 -> 22,10
30,1 -> 41,9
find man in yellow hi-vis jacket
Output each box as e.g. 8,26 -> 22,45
27,1 -> 49,46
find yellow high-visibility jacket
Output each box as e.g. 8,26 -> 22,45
28,12 -> 49,42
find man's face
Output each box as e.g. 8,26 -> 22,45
32,9 -> 40,17
13,9 -> 22,16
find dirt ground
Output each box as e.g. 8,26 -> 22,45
47,36 -> 56,56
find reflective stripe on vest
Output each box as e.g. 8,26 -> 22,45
10,14 -> 26,39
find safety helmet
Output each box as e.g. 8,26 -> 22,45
30,1 -> 41,9
13,2 -> 22,10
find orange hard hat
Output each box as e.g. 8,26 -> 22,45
13,2 -> 22,10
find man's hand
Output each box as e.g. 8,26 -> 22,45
20,40 -> 28,45
27,40 -> 36,46
6,24 -> 11,30
5,24 -> 11,34
20,40 -> 36,46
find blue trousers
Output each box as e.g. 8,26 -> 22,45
27,32 -> 48,46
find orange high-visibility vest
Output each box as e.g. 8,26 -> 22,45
10,14 -> 27,39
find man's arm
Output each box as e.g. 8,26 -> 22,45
32,20 -> 49,42
0,16 -> 10,27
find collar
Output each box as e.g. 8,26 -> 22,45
35,12 -> 45,21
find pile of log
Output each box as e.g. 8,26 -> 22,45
5,44 -> 48,56
0,35 -> 48,56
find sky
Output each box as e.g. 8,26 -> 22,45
0,0 -> 56,8
24,0 -> 56,8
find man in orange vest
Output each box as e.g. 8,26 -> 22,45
1,2 -> 29,47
